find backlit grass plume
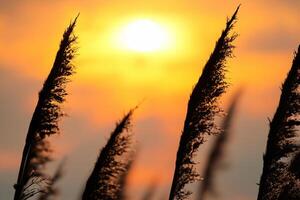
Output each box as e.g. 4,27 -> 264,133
82,108 -> 136,200
257,45 -> 300,200
198,90 -> 241,200
38,160 -> 65,200
277,151 -> 300,200
168,6 -> 239,200
118,153 -> 136,200
13,16 -> 78,200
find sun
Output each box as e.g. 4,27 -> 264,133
118,19 -> 170,52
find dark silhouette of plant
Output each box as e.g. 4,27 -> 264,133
82,108 -> 136,200
198,90 -> 242,200
13,16 -> 78,200
168,6 -> 239,200
277,151 -> 300,200
290,151 -> 300,180
118,153 -> 136,200
257,45 -> 300,200
286,151 -> 300,199
38,160 -> 65,200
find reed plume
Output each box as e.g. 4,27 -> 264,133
277,151 -> 300,200
13,16 -> 78,200
198,90 -> 241,200
38,160 -> 65,200
168,6 -> 239,200
118,153 -> 136,200
290,151 -> 300,180
257,45 -> 300,200
82,108 -> 136,200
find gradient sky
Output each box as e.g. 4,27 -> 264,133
0,0 -> 299,199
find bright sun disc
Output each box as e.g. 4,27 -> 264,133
119,19 -> 169,52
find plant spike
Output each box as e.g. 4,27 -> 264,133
13,16 -> 78,200
257,45 -> 300,200
168,6 -> 239,200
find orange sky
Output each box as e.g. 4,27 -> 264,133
0,0 -> 299,199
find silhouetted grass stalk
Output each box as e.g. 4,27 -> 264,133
168,6 -> 239,200
118,152 -> 136,200
13,16 -> 78,200
38,160 -> 65,200
257,45 -> 300,200
198,90 -> 241,200
82,108 -> 136,200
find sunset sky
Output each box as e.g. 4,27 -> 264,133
0,0 -> 299,199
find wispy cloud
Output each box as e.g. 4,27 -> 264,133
245,27 -> 299,52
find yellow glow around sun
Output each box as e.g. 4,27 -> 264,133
118,19 -> 170,52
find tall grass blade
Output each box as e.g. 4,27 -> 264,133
13,16 -> 78,200
118,153 -> 135,200
168,6 -> 239,200
82,108 -> 136,200
38,160 -> 65,200
257,45 -> 300,200
198,90 -> 242,200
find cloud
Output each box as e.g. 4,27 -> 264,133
273,0 -> 300,8
245,27 -> 299,52
0,0 -> 19,12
